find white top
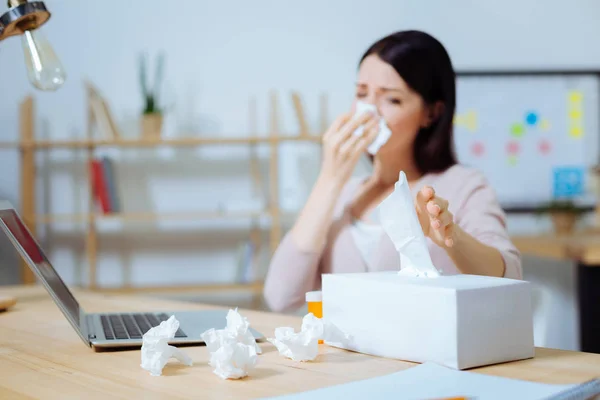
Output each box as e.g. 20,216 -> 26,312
305,291 -> 322,302
349,206 -> 384,271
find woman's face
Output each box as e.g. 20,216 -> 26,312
354,54 -> 430,159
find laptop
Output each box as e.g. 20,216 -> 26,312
0,200 -> 264,350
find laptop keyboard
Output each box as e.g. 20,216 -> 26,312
100,313 -> 187,340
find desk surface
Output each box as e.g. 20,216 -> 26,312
2,286 -> 600,399
512,231 -> 600,264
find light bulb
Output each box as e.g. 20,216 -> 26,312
21,28 -> 66,91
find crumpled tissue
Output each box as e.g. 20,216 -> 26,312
268,313 -> 324,362
379,171 -> 441,277
352,101 -> 392,155
322,319 -> 353,348
140,315 -> 193,376
201,308 -> 261,380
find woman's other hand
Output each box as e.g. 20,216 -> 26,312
319,111 -> 380,190
415,186 -> 455,248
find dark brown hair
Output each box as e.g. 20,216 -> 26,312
360,30 -> 458,174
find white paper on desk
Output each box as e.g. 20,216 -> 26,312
379,171 -> 439,277
261,362 -> 575,400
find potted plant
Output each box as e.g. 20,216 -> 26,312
535,199 -> 587,234
139,51 -> 165,139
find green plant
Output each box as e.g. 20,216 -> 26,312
139,51 -> 165,115
534,199 -> 587,216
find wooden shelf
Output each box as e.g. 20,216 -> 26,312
34,210 -> 268,224
11,90 -> 327,296
0,134 -> 321,149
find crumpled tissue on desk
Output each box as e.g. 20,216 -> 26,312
267,312 -> 356,362
268,313 -> 323,362
201,308 -> 261,379
140,315 -> 193,376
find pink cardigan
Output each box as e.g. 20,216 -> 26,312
263,164 -> 522,312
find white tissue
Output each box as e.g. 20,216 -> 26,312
140,315 -> 193,376
203,338 -> 258,380
201,308 -> 261,379
379,171 -> 440,277
352,101 -> 392,155
268,313 -> 324,362
322,320 -> 353,348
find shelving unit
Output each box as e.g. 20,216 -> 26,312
2,87 -> 327,296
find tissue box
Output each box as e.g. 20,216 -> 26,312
322,272 -> 534,370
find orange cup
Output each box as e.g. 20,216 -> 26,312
306,291 -> 323,343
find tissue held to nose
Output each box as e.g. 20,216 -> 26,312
379,171 -> 441,278
140,315 -> 193,376
352,101 -> 392,155
200,308 -> 261,380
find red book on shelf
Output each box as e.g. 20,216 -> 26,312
91,159 -> 111,213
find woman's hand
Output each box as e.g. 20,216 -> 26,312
289,111 -> 379,253
319,111 -> 380,189
415,186 -> 455,248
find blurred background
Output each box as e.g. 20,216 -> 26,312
0,0 -> 599,353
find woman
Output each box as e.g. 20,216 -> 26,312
263,30 -> 522,313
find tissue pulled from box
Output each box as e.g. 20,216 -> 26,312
379,171 -> 440,277
201,308 -> 260,379
268,313 -> 324,362
140,315 -> 193,376
352,101 -> 392,155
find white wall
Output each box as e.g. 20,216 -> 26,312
0,0 -> 598,349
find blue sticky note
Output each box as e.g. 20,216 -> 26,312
525,111 -> 538,126
553,167 -> 585,198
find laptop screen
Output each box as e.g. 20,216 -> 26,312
0,209 -> 81,327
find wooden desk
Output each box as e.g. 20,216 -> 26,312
2,287 -> 600,399
512,232 -> 600,354
512,232 -> 600,265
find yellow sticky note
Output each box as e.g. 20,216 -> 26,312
453,111 -> 477,132
540,119 -> 551,131
569,91 -> 583,103
570,126 -> 583,138
569,109 -> 583,119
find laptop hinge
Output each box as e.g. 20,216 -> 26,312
86,314 -> 96,341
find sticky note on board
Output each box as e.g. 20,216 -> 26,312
570,127 -> 583,138
540,119 -> 551,131
471,141 -> 484,157
538,139 -> 551,155
525,112 -> 538,126
569,91 -> 583,103
453,110 -> 477,132
569,110 -> 583,119
506,141 -> 520,155
510,123 -> 525,138
553,167 -> 585,198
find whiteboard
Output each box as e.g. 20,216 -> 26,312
453,73 -> 600,208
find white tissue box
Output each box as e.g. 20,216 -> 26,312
322,272 -> 534,370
